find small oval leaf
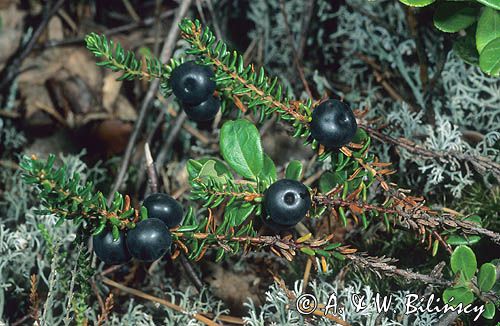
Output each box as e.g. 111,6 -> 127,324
478,263 -> 497,292
434,2 -> 479,33
451,245 -> 477,280
442,286 -> 474,307
399,0 -> 436,7
285,160 -> 303,181
220,119 -> 264,179
476,7 -> 500,53
479,37 -> 500,76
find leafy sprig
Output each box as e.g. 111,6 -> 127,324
21,155 -> 349,265
85,32 -> 182,82
20,154 -> 137,238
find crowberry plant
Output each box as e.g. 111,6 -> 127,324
15,15 -> 498,325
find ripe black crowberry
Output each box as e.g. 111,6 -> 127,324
126,218 -> 172,262
263,179 -> 311,227
170,61 -> 216,104
183,96 -> 220,121
143,193 -> 184,228
310,99 -> 357,148
93,229 -> 131,265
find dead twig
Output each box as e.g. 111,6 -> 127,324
97,293 -> 114,326
144,136 -> 204,293
361,124 -> 500,183
29,274 -> 40,326
107,0 -> 192,204
0,0 -> 66,90
278,0 -> 313,99
101,277 -> 222,326
345,253 -> 451,286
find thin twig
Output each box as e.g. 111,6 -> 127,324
0,0 -> 66,90
107,0 -> 193,205
345,253 -> 452,286
278,0 -> 313,98
37,10 -> 176,50
122,0 -> 141,22
301,258 -> 313,294
145,143 -> 159,193
101,277 -> 220,326
155,110 -> 188,170
361,124 -> 500,183
144,134 -> 204,293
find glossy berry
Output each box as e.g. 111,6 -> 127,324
263,179 -> 311,227
143,193 -> 184,228
126,218 -> 172,262
183,96 -> 220,121
310,99 -> 357,148
93,229 -> 131,265
262,215 -> 296,232
170,61 -> 216,104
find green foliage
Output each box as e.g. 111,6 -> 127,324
450,245 -> 477,280
285,160 -> 303,181
479,37 -> 500,75
399,0 -> 500,76
446,215 -> 482,245
477,0 -> 500,10
476,7 -> 500,53
20,154 -> 135,237
85,32 -> 182,83
220,119 -> 264,180
443,245 -> 498,318
73,242 -> 94,326
478,263 -> 496,292
433,2 -> 479,33
442,286 -> 474,306
399,0 -> 436,7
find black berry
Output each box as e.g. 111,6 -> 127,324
126,218 -> 172,262
170,61 -> 216,104
143,193 -> 184,228
93,229 -> 131,265
262,215 -> 296,232
263,179 -> 311,227
183,96 -> 220,121
310,99 -> 357,148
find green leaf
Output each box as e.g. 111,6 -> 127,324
434,2 -> 479,33
483,302 -> 496,319
446,234 -> 481,245
319,171 -> 346,193
399,0 -> 436,7
477,0 -> 500,10
451,245 -> 477,280
442,286 -> 474,306
220,119 -> 264,179
300,247 -> 316,256
478,263 -> 497,291
224,202 -> 254,226
479,37 -> 500,75
112,225 -> 120,240
477,7 -> 500,53
453,32 -> 480,65
259,154 -> 277,182
186,159 -> 204,179
285,160 -> 303,180
140,206 -> 148,221
352,128 -> 369,143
